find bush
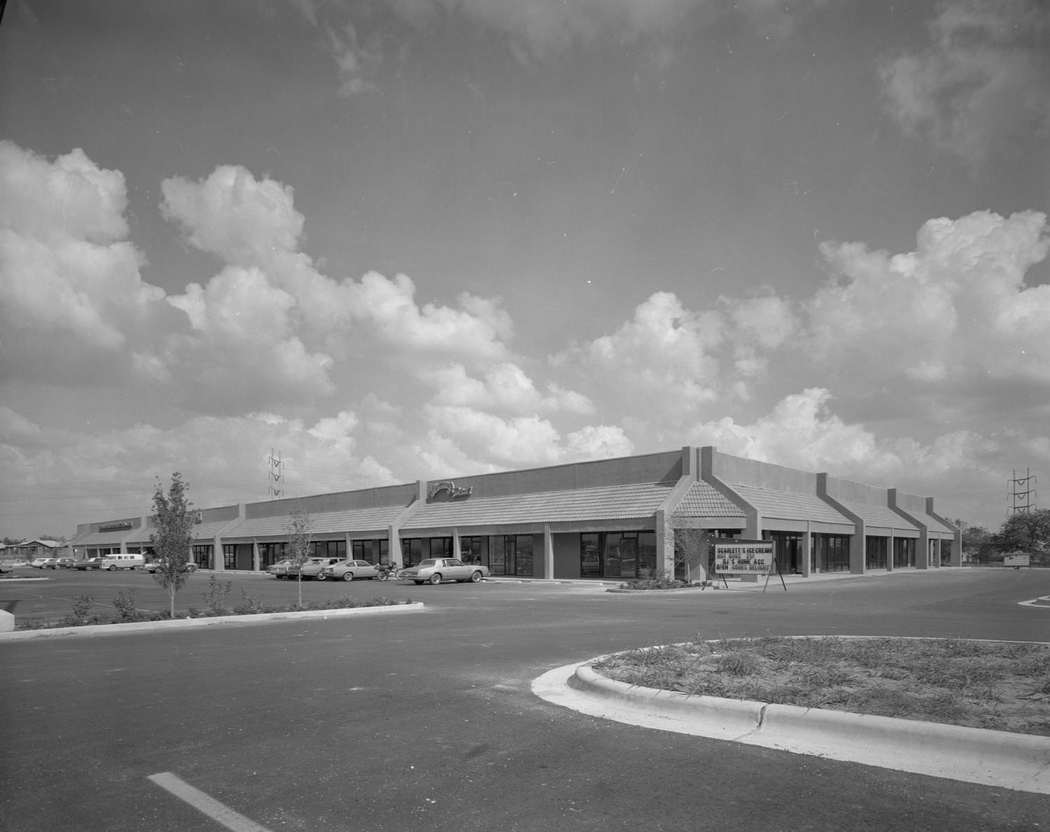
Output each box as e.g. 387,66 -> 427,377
202,575 -> 233,615
112,590 -> 137,622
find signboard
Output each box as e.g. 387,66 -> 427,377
712,539 -> 774,575
1004,554 -> 1030,568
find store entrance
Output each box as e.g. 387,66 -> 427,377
766,532 -> 802,574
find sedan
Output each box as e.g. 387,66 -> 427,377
143,561 -> 198,574
320,559 -> 380,582
399,558 -> 488,585
301,557 -> 343,580
73,557 -> 106,570
56,558 -> 77,569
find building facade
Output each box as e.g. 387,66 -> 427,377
70,446 -> 961,580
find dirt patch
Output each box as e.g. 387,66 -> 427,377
592,637 -> 1050,736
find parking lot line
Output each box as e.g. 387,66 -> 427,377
148,772 -> 273,832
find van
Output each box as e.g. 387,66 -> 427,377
100,553 -> 146,571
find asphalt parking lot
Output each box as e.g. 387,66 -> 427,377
2,568 -> 1048,831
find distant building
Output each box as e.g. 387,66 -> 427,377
1,539 -> 67,564
70,446 -> 960,581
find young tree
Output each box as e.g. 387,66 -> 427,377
286,508 -> 312,608
150,472 -> 195,618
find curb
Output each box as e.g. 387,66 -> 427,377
0,602 -> 426,641
533,659 -> 1050,795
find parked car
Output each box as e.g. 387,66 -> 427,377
143,560 -> 198,574
298,557 -> 342,580
320,559 -> 380,582
56,557 -> 76,569
73,557 -> 106,570
30,557 -> 56,568
267,559 -> 293,579
0,562 -> 11,574
399,558 -> 488,585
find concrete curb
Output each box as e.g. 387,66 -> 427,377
532,658 -> 1050,795
0,602 -> 426,641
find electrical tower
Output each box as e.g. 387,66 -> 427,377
268,449 -> 283,499
1010,468 -> 1037,514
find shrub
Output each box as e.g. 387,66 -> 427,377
68,594 -> 95,626
112,590 -> 137,622
201,575 -> 233,615
233,587 -> 263,615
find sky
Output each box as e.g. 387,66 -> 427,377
1,0 -> 1048,539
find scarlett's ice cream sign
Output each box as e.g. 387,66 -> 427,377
712,540 -> 774,575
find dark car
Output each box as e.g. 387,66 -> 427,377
143,561 -> 198,574
74,557 -> 106,570
56,557 -> 76,569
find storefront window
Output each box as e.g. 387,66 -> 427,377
581,531 -> 657,579
893,538 -> 916,568
352,539 -> 390,564
460,536 -> 487,565
223,544 -> 237,570
192,544 -> 214,569
865,536 -> 888,570
812,534 -> 850,572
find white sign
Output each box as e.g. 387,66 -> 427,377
713,540 -> 774,575
1004,554 -> 1030,567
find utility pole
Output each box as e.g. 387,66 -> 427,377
268,449 -> 283,499
1010,468 -> 1037,514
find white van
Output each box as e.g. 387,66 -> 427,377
100,553 -> 146,571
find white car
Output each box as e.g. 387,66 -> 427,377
320,559 -> 381,582
398,558 -> 488,585
30,557 -> 59,569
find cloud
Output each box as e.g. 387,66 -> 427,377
161,165 -> 305,265
0,141 -> 168,378
806,210 -> 1050,403
426,362 -> 594,415
879,0 -> 1050,165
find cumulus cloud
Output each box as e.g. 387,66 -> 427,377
0,141 -> 167,376
806,210 -> 1050,401
880,0 -> 1050,165
426,362 -> 594,415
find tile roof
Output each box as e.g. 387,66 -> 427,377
402,481 -> 674,529
672,481 -> 745,519
221,504 -> 407,539
71,529 -> 138,546
728,483 -> 852,524
831,500 -> 918,531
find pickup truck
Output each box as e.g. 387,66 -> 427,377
398,558 -> 489,585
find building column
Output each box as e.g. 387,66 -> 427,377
252,540 -> 261,572
655,509 -> 679,580
388,525 -> 402,568
213,535 -> 224,571
452,528 -> 461,559
887,532 -> 894,572
543,524 -> 554,580
801,523 -> 812,577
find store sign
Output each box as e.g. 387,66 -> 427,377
1004,553 -> 1030,568
98,521 -> 133,532
712,540 -> 774,575
427,480 -> 472,501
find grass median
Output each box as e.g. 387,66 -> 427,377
592,636 -> 1050,736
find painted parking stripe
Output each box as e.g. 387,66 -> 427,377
148,772 -> 273,832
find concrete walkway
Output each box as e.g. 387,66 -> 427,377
532,654 -> 1050,796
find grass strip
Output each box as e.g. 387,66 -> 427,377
592,636 -> 1050,736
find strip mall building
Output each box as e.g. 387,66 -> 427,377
71,446 -> 961,581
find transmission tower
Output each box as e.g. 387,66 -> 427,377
1010,468 -> 1037,514
268,449 -> 283,499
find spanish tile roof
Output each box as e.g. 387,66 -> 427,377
728,483 -> 852,524
672,481 -> 745,519
402,481 -> 675,529
830,500 -> 918,531
125,519 -> 239,544
71,529 -> 138,546
221,504 -> 407,539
